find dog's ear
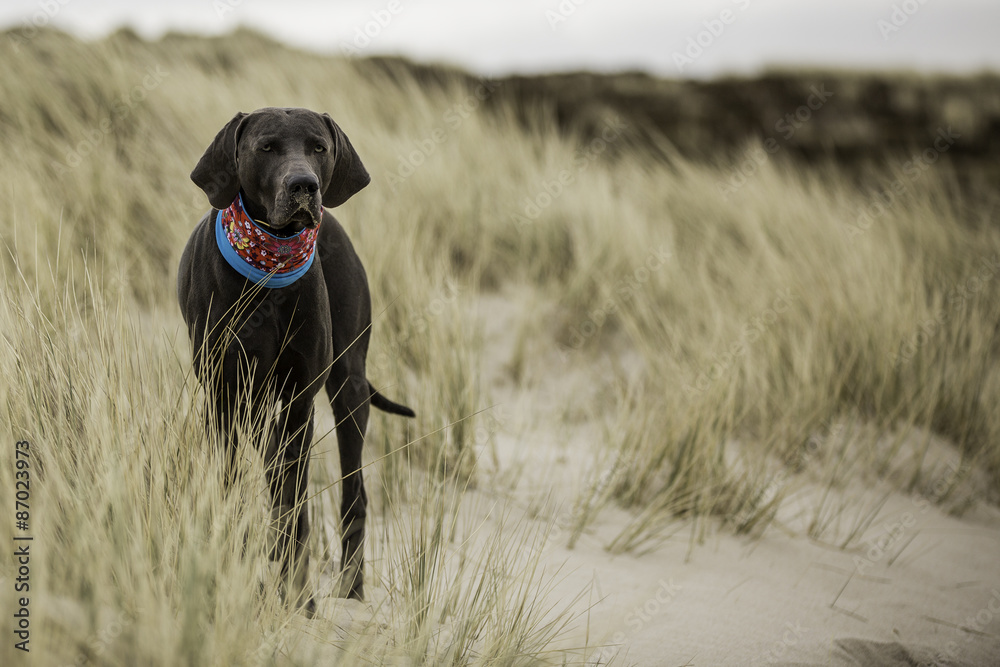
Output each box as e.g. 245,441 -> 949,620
321,113 -> 370,208
191,111 -> 248,210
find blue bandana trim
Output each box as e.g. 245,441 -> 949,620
214,207 -> 317,288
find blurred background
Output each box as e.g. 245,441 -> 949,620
2,0 -> 1000,76
3,0 -> 999,185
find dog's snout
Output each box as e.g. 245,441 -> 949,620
287,173 -> 319,196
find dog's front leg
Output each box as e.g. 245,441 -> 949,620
206,381 -> 250,491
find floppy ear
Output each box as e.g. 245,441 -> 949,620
321,113 -> 370,208
190,111 -> 248,210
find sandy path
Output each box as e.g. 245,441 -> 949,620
471,290 -> 1000,666
304,291 -> 1000,666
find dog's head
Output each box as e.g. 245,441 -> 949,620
191,107 -> 369,232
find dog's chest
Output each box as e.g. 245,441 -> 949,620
229,286 -> 333,369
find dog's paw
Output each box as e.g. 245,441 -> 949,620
338,563 -> 364,600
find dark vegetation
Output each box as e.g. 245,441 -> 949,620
363,55 -> 1000,195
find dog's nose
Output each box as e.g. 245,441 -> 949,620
286,173 -> 319,196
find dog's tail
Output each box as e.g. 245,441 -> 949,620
368,381 -> 416,418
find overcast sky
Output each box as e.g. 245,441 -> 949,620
2,0 -> 998,78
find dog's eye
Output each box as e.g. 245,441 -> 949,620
260,144 -> 272,152
314,145 -> 326,153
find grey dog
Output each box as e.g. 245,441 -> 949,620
178,107 -> 414,613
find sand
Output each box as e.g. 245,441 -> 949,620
305,290 -> 1000,666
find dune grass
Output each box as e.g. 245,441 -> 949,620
1,27 -> 998,665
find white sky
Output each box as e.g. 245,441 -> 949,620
1,0 -> 998,78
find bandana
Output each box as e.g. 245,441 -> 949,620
215,193 -> 320,288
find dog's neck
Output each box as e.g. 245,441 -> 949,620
214,193 -> 321,288
237,190 -> 303,238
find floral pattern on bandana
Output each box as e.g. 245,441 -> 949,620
221,195 -> 320,274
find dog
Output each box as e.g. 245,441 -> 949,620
177,107 -> 414,614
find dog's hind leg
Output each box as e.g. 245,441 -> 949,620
327,372 -> 371,600
264,397 -> 316,617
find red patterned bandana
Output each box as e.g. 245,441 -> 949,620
216,194 -> 321,287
